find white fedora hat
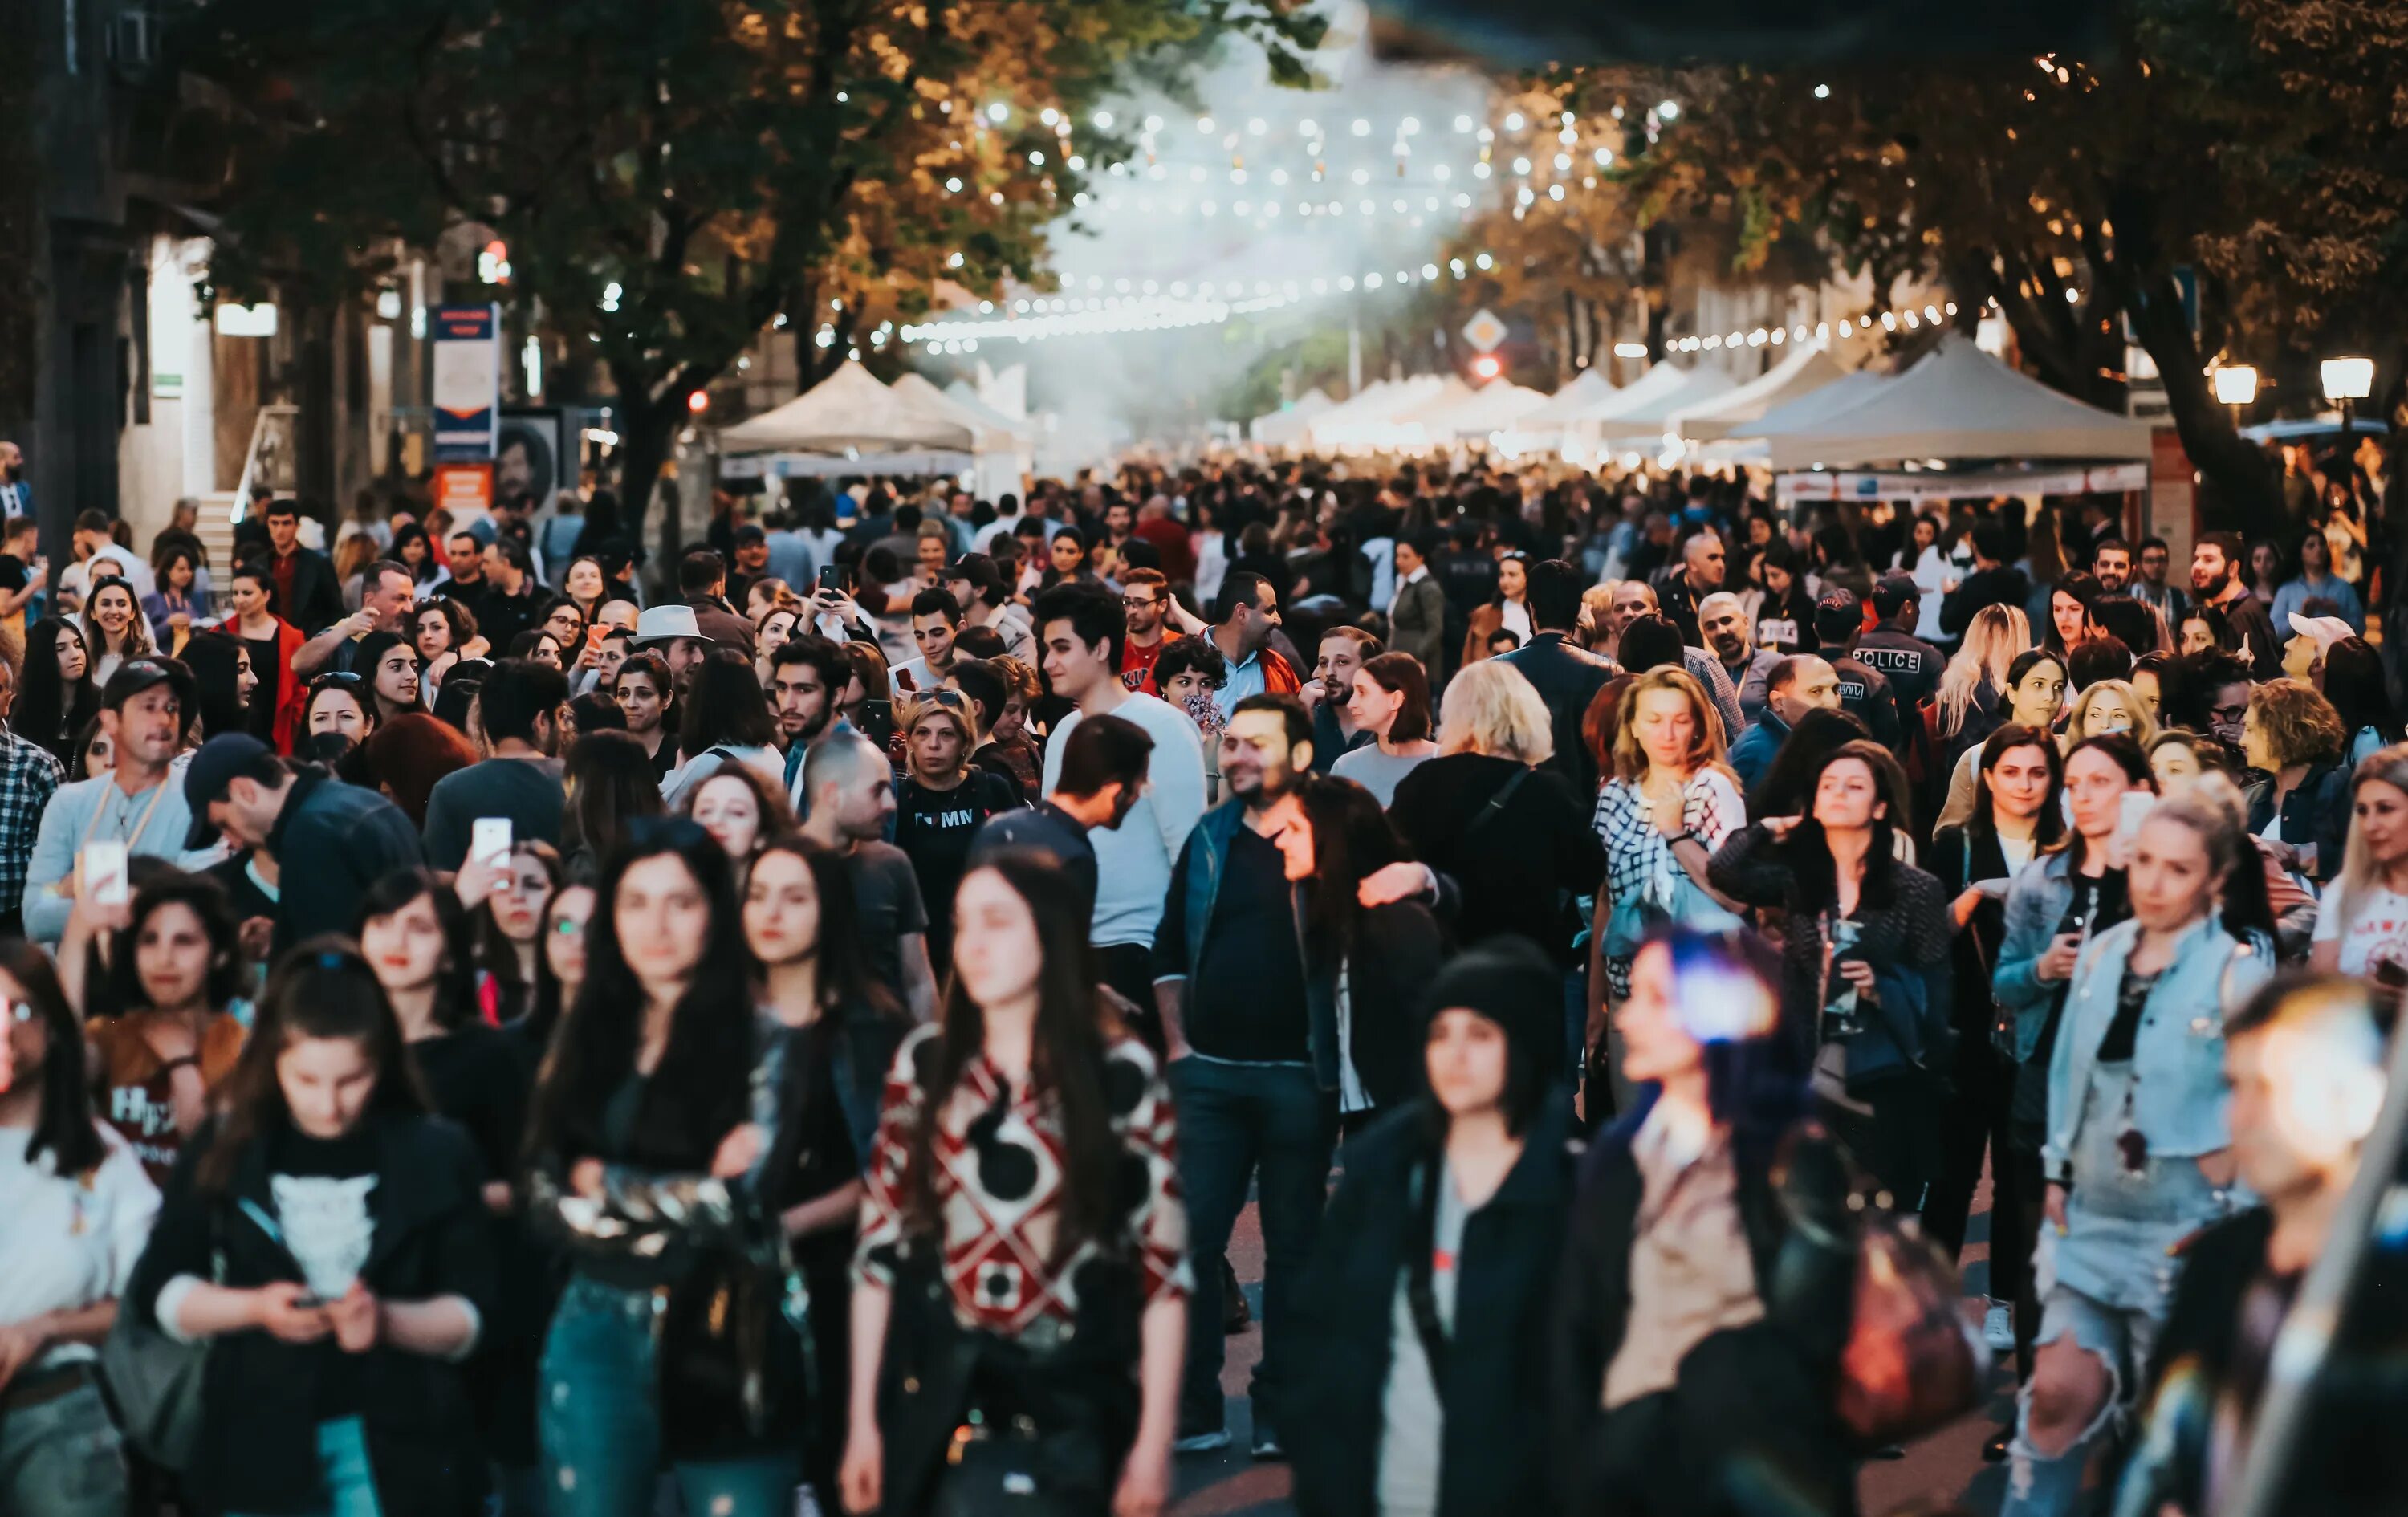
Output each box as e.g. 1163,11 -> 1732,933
630,604 -> 709,647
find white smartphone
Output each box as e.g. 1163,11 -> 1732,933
469,817 -> 514,870
79,840 -> 131,908
2114,791 -> 2154,848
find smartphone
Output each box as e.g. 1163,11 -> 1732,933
470,817 -> 514,871
2114,791 -> 2154,848
291,1291 -> 329,1309
816,565 -> 844,594
585,624 -> 606,654
79,840 -> 131,908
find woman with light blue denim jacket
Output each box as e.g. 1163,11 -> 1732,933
1997,783 -> 2273,1517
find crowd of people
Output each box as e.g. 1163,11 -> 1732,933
1,441 -> 2405,1517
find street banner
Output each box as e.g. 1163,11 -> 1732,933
433,303 -> 502,462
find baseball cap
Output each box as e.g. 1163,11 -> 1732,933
101,656 -> 196,714
1813,588 -> 1864,644
182,733 -> 274,850
1870,572 -> 1920,620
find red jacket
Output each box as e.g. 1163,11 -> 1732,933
259,617 -> 307,753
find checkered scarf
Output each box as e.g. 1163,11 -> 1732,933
1595,771 -> 1743,911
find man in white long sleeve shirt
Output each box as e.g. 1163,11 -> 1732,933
1033,580 -> 1206,1031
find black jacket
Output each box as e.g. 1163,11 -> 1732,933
1549,1093 -> 1859,1517
1496,632 -> 1618,800
1290,1096 -> 1575,1517
1328,902 -> 1449,1111
274,547 -> 347,636
1390,754 -> 1605,966
1853,624 -> 1944,710
128,1112 -> 498,1517
1938,565 -> 2031,638
270,769 -> 429,952
2245,759 -> 2352,884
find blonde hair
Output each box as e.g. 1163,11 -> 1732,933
901,694 -> 978,780
1438,659 -> 1553,765
2064,678 -> 2160,752
2332,744 -> 2408,939
1937,604 -> 2029,737
1610,667 -> 1729,783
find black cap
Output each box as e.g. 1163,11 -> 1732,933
734,523 -> 767,544
1813,588 -> 1863,645
1420,937 -> 1566,1082
100,656 -> 196,714
1870,571 -> 1920,620
181,733 -> 273,849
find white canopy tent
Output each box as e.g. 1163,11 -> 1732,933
717,360 -> 976,455
1740,366 -> 1902,441
1516,368 -> 1620,428
1304,375 -> 1450,453
1565,362 -> 1693,425
1251,388 -> 1334,449
1676,344 -> 1849,441
1762,336 -> 2151,470
1389,377 -> 1551,445
1596,366 -> 1739,448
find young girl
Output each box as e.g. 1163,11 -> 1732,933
81,577 -> 156,687
18,616 -> 100,767
125,942 -> 497,1517
683,766 -> 790,865
841,855 -> 1187,1517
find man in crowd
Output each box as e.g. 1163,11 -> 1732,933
2089,536 -> 2133,596
967,711 -> 1153,922
1117,567 -> 1178,692
630,604 -> 714,694
1304,626 -> 1378,775
1854,572 -> 1945,711
433,527 -> 488,607
677,547 -> 755,654
798,730 -> 938,1021
257,498 -> 341,634
1654,529 -> 1726,646
0,645 -> 65,937
1940,521 -> 2032,637
1035,581 -> 1208,1017
294,560 -> 417,677
476,538 -> 547,653
2193,531 -> 2284,678
1810,592 -> 1906,754
1207,571 -> 1303,717
1499,559 -> 1617,799
1387,532 -> 1447,675
1154,693 -> 1329,1462
54,508 -> 158,614
942,554 -> 1035,661
1727,654 -> 1842,790
184,730 -> 422,950
2132,535 -> 2190,628
421,658 -> 571,869
727,524 -> 775,608
23,659 -> 206,942
0,515 -> 47,643
1698,591 -> 1782,726
770,636 -> 851,815
887,588 -> 963,695
0,439 -> 26,516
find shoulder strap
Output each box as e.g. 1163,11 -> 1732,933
1403,1158 -> 1451,1399
1464,766 -> 1533,844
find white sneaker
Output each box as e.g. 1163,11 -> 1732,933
1983,1300 -> 2015,1352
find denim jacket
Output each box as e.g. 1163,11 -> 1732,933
1174,800 -> 1341,1090
2040,915 -> 2272,1176
1994,850 -> 2079,1060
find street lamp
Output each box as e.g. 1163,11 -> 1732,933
2323,356 -> 2374,434
2213,364 -> 2258,428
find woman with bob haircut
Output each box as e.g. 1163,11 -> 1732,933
2240,677 -> 2351,882
1331,651 -> 1438,807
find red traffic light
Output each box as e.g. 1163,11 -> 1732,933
686,390 -> 711,415
1470,353 -> 1503,381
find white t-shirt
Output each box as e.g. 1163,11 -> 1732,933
0,1125 -> 159,1371
2313,883 -> 2408,978
1042,693 -> 1207,949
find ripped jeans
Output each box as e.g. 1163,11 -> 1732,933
539,1275 -> 800,1517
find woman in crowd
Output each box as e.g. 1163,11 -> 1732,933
1708,739 -> 1952,1210
125,942 -> 498,1517
981,655 -> 1046,798
2241,677 -> 2352,883
2175,603 -> 2233,658
521,880 -> 596,1062
2001,786 -> 2271,1517
2271,523 -> 2366,629
392,521 -> 438,586
561,555 -> 612,625
840,853 -> 1188,1517
18,616 -> 99,767
2129,649 -> 2174,724
80,576 -> 155,687
462,840 -> 563,1027
356,868 -> 546,1511
1924,724 -> 2064,1371
1290,937 -> 1573,1517
1934,604 -> 2030,773
303,672 -> 377,748
413,597 -> 487,700
352,629 -> 425,724
1743,706 -> 1872,825
1592,668 -> 1746,1064
2037,571 -> 2101,665
743,838 -> 907,1492
363,711 -> 480,830
1390,659 -> 1605,961
0,942 -> 161,1517
612,649 -> 681,782
508,628 -> 569,672
1747,543 -> 1817,657
2060,677 -> 2157,750
1938,647 -> 2068,829
222,563 -> 307,752
683,764 -> 792,866
2320,636 -> 2403,767
754,604 -> 801,687
1331,651 -> 1438,807
66,868 -> 249,1188
1491,550 -> 1533,646
525,822 -> 797,1515
179,628 -> 258,742
71,718 -> 114,782
143,544 -> 205,654
563,729 -> 666,880
1550,926 -> 1858,1517
2312,744 -> 2408,985
661,649 -> 785,808
892,693 -> 1020,967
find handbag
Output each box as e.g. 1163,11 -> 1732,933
1831,1209 -> 1988,1448
99,1203 -> 221,1474
657,1244 -> 814,1457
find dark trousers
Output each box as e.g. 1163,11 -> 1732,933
1924,1042 -> 2019,1267
1168,1058 -> 1336,1435
1816,1069 -> 1942,1214
1095,942 -> 1164,1055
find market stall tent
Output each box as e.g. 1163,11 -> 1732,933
1304,375 -> 1450,452
1516,368 -> 1620,428
1763,336 -> 2151,471
1597,365 -> 1739,447
718,360 -> 975,454
1252,388 -> 1335,448
1391,376 -> 1551,445
1677,344 -> 1849,441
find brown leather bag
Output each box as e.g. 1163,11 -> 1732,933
1832,1202 -> 1989,1447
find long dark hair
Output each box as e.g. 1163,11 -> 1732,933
1296,775 -> 1405,960
354,868 -> 481,1031
747,836 -> 901,1023
1745,706 -> 1869,822
524,821 -> 755,1170
2,940 -> 106,1175
181,630 -> 251,742
196,938 -> 429,1194
18,616 -> 98,749
1780,738 -> 1914,913
99,868 -> 244,1021
1968,722 -> 2068,849
2324,637 -> 2404,747
477,842 -> 562,1012
563,730 -> 665,875
905,850 -> 1120,1263
2055,732 -> 2154,872
677,648 -> 779,757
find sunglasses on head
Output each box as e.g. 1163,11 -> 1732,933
310,671 -> 364,691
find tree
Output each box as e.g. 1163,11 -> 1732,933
180,0 -> 1322,535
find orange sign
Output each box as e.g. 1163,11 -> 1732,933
433,463 -> 493,516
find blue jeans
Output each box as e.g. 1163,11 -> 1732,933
0,1374 -> 126,1517
226,1416 -> 383,1517
1168,1057 -> 1336,1435
540,1275 -> 799,1517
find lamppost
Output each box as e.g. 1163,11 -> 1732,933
2212,364 -> 2258,428
2322,356 -> 2374,436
